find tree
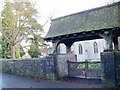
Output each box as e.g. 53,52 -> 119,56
0,18 -> 2,32
27,34 -> 45,58
2,2 -> 15,59
2,1 -> 42,59
1,36 -> 11,59
20,46 -> 25,58
28,43 -> 41,58
14,45 -> 20,58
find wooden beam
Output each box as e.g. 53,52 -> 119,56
64,41 -> 74,53
73,34 -> 77,36
51,40 -> 60,54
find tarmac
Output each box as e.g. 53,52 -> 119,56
0,73 -> 103,89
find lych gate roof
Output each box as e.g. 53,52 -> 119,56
45,2 -> 120,40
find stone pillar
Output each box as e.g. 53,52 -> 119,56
101,51 -> 120,88
115,51 -> 120,88
52,40 -> 60,80
53,53 -> 60,80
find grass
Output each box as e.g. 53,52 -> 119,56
76,60 -> 101,70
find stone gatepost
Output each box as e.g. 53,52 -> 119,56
101,51 -> 120,88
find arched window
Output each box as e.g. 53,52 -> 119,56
79,44 -> 83,54
93,42 -> 98,53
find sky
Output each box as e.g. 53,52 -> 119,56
36,0 -> 107,19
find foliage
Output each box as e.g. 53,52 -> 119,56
1,1 -> 43,59
1,36 -> 25,59
0,37 -> 2,58
1,36 -> 11,59
0,18 -> 2,32
28,43 -> 41,58
20,46 -> 25,58
27,34 -> 44,46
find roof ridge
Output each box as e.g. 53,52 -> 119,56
52,1 -> 120,21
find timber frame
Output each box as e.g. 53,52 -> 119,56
45,27 -> 120,53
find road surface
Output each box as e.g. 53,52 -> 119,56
0,73 -> 102,89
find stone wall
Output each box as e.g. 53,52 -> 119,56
1,54 -> 78,79
57,54 -> 77,77
115,51 -> 120,87
101,51 -> 120,88
1,56 -> 55,80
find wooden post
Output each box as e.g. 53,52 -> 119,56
113,36 -> 119,50
64,42 -> 74,53
99,32 -> 113,50
99,30 -> 120,51
66,46 -> 71,53
85,60 -> 88,78
51,40 -> 60,54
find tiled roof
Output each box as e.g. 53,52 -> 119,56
45,2 -> 120,39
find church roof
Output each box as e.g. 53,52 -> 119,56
45,2 -> 120,40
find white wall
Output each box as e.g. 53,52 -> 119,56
73,39 -> 106,61
59,43 -> 66,54
59,39 -> 106,61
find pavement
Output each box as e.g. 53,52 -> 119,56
0,73 -> 103,89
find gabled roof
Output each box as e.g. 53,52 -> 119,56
45,2 -> 120,39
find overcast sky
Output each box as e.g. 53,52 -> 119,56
36,0 -> 106,20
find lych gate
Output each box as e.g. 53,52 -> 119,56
67,60 -> 101,79
44,2 -> 120,88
